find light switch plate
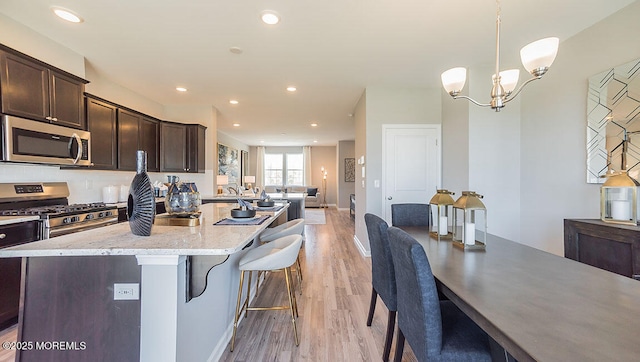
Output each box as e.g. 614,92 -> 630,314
114,283 -> 139,300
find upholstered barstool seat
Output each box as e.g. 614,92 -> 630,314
259,218 -> 305,290
260,218 -> 305,242
230,234 -> 303,352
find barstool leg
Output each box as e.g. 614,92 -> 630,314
284,266 -> 300,346
230,270 -> 246,352
295,255 -> 303,294
245,271 -> 253,319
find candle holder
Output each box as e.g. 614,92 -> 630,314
601,171 -> 639,225
429,189 -> 455,240
452,191 -> 487,251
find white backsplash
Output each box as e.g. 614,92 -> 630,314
0,163 -> 214,204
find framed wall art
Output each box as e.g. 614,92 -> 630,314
345,157 -> 355,182
218,143 -> 239,185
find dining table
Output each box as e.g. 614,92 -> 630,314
400,226 -> 640,362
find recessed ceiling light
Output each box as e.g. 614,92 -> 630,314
261,11 -> 280,25
229,100 -> 239,105
51,7 -> 83,23
313,140 -> 318,143
260,140 -> 265,143
229,47 -> 243,54
233,123 -> 240,127
176,87 -> 187,92
310,123 -> 318,127
286,86 -> 297,92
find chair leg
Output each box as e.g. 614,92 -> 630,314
284,266 -> 300,346
230,270 -> 246,352
382,310 -> 396,362
366,287 -> 378,326
245,271 -> 253,319
287,267 -> 299,318
393,326 -> 405,362
295,255 -> 303,294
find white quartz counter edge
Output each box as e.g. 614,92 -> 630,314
0,215 -> 40,226
0,203 -> 287,258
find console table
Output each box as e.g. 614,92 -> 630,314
564,219 -> 640,280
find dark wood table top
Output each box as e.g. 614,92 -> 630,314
401,226 -> 640,362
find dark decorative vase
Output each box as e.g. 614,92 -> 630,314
127,150 -> 155,236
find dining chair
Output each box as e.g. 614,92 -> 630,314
387,226 -> 492,361
230,234 -> 303,352
364,213 -> 396,362
390,203 -> 430,227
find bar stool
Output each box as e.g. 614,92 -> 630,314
259,218 -> 305,291
387,227 -> 492,361
364,213 -> 396,362
230,234 -> 303,352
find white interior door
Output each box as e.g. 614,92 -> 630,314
383,125 -> 441,223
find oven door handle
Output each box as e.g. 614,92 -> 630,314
69,133 -> 83,164
48,219 -> 118,238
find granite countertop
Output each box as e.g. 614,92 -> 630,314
0,203 -> 287,258
0,215 -> 41,226
110,197 -> 166,209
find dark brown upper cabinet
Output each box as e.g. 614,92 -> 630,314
86,96 -> 117,170
118,109 -> 159,172
160,122 -> 206,173
0,46 -> 88,130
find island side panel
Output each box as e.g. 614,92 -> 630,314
17,256 -> 141,362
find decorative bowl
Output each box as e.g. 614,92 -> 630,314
165,191 -> 202,217
230,208 -> 256,218
256,200 -> 275,207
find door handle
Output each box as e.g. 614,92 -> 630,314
387,196 -> 392,200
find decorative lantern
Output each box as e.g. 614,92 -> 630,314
600,171 -> 639,225
429,189 -> 455,240
452,191 -> 487,251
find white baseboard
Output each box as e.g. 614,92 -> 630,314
353,234 -> 370,257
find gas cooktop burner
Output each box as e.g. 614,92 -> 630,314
0,202 -> 112,216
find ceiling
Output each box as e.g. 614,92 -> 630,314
0,0 -> 635,146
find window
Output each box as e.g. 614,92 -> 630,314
286,153 -> 304,185
263,152 -> 304,186
264,154 -> 283,186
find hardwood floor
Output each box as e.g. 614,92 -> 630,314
0,324 -> 17,362
220,207 -> 417,361
0,208 -> 416,361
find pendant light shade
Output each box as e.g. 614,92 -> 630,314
492,69 -> 520,94
520,37 -> 559,76
441,67 -> 467,96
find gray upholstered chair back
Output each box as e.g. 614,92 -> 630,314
391,203 -> 430,226
387,226 -> 442,360
364,213 -> 397,311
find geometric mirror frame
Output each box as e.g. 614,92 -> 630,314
587,58 -> 640,183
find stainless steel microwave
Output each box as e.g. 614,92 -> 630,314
1,115 -> 91,166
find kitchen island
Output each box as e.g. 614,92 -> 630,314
0,202 -> 288,362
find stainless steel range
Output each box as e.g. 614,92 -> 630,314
0,182 -> 118,239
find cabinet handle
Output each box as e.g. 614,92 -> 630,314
52,117 -> 58,121
45,116 -> 52,121
0,233 -> 6,239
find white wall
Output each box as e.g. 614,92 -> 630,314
519,1 -> 640,255
354,86 -> 442,253
467,65 -> 522,242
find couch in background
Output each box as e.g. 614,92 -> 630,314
264,185 -> 322,208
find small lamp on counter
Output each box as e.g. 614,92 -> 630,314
601,171 -> 639,225
244,176 -> 255,192
452,191 -> 487,251
217,175 -> 228,195
428,189 -> 455,241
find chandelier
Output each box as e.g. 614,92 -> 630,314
440,0 -> 559,111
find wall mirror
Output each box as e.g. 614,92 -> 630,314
587,58 -> 640,183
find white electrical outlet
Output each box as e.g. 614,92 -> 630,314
114,283 -> 139,300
